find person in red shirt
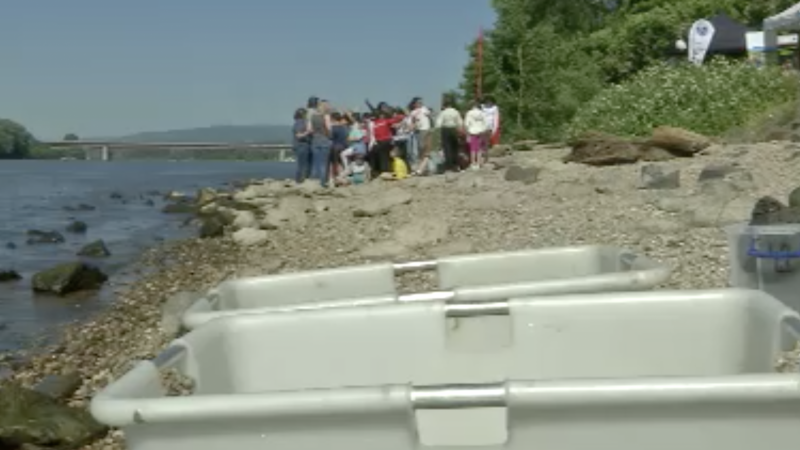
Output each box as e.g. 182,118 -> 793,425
369,109 -> 405,175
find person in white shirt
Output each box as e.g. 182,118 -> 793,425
408,97 -> 432,175
435,97 -> 464,172
481,95 -> 501,159
464,100 -> 488,170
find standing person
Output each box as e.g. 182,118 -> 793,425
392,109 -> 413,167
306,96 -> 332,187
481,95 -> 501,159
370,110 -> 405,176
435,97 -> 464,173
329,112 -> 349,180
292,108 -> 312,183
409,97 -> 433,176
464,100 -> 488,170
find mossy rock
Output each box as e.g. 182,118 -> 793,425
77,240 -> 111,258
161,202 -> 197,214
213,198 -> 260,211
31,262 -> 108,295
789,186 -> 800,209
0,383 -> 107,449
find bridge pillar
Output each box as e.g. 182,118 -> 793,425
101,146 -> 109,161
279,149 -> 287,161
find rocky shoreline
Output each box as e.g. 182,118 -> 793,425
3,140 -> 800,449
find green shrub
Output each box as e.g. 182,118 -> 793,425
567,59 -> 800,138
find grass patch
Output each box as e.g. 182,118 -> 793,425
567,59 -> 800,138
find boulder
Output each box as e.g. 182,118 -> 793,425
231,211 -> 259,230
65,220 -> 88,234
0,383 -> 106,449
648,126 -> 711,156
503,165 -> 540,185
198,215 -> 226,239
789,186 -> 800,208
33,373 -> 82,400
564,132 -> 642,166
195,188 -> 217,206
232,228 -> 269,246
31,262 -> 108,295
0,270 -> 21,282
161,201 -> 197,214
639,164 -> 680,190
5,242 -> 16,249
77,240 -> 111,258
26,230 -> 65,245
489,144 -> 513,157
750,196 -> 800,225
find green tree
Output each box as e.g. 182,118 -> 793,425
63,133 -> 79,141
0,119 -> 36,159
458,0 -> 798,142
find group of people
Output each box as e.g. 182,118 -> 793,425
291,95 -> 501,187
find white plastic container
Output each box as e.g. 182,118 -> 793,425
182,245 -> 670,329
93,289 -> 800,450
725,222 -> 800,311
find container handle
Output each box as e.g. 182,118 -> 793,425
747,239 -> 800,259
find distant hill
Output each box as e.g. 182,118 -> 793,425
111,124 -> 292,144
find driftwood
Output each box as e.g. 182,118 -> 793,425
646,126 -> 711,156
565,127 -> 712,166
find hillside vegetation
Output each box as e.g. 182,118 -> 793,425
115,124 -> 292,144
458,0 -> 800,142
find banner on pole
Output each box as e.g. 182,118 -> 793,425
688,19 -> 715,65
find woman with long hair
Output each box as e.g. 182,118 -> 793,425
306,96 -> 333,187
369,108 -> 405,175
292,107 -> 311,183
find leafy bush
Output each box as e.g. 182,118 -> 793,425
567,59 -> 800,138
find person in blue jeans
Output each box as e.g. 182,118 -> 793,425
292,108 -> 311,183
306,96 -> 332,187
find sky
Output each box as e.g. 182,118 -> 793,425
0,1 -> 496,140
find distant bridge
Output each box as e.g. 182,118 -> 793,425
42,140 -> 293,161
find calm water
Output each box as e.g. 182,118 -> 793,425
0,160 -> 293,352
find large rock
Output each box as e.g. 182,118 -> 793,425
161,200 -> 197,214
77,240 -> 111,258
231,211 -> 259,230
750,196 -> 800,225
788,186 -> 800,208
639,164 -> 680,190
33,373 -> 82,400
232,228 -> 269,246
26,230 -> 65,245
31,262 -> 108,295
195,188 -> 217,206
353,188 -> 413,217
0,383 -> 106,449
503,165 -> 540,185
65,220 -> 87,234
564,132 -> 642,166
647,126 -> 711,156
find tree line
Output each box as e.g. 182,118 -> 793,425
0,119 -> 79,159
456,0 -> 798,142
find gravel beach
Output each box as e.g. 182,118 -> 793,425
3,140 -> 800,449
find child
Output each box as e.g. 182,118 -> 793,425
464,101 -> 488,169
380,147 -> 410,180
337,153 -> 371,186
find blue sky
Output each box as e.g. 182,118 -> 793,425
0,1 -> 495,139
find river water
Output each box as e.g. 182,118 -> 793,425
0,160 -> 293,352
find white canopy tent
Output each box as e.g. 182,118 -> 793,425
764,2 -> 800,31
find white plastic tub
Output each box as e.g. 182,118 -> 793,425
725,223 -> 800,311
182,245 -> 670,329
93,289 -> 800,450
